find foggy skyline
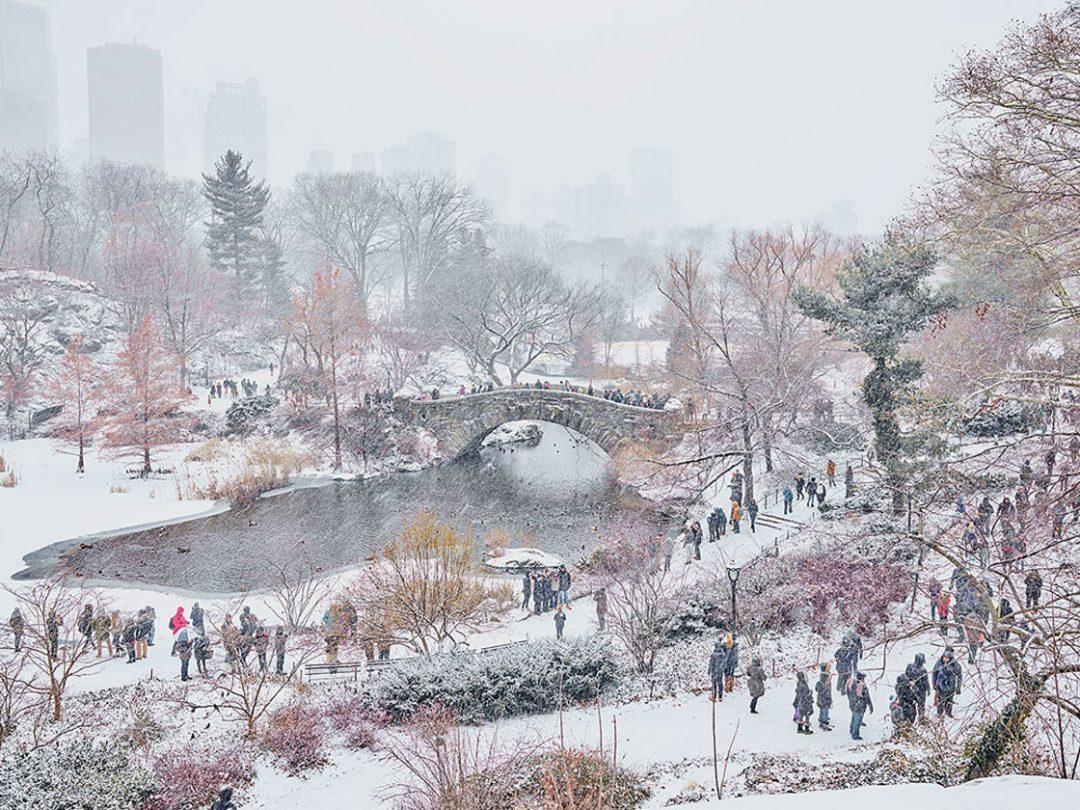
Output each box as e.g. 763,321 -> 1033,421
23,0 -> 1066,233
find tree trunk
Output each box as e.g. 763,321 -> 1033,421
77,434 -> 84,474
740,407 -> 755,505
965,673 -> 1044,781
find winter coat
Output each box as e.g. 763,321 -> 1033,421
782,486 -> 793,504
793,675 -> 814,717
707,642 -> 727,683
731,503 -> 741,522
8,610 -> 23,632
724,641 -> 739,676
175,631 -> 193,661
834,645 -> 853,676
122,625 -> 136,645
554,612 -> 566,632
906,656 -> 929,700
558,569 -> 571,591
189,604 -> 204,629
815,672 -> 833,709
522,576 -> 532,597
169,608 -> 187,634
210,787 -> 237,810
896,674 -> 917,722
747,502 -> 758,521
932,655 -> 962,697
273,631 -> 288,654
77,607 -> 93,636
847,678 -> 873,713
747,659 -> 766,697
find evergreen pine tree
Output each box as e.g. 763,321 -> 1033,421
202,150 -> 271,291
794,233 -> 954,512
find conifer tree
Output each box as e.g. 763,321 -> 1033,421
202,150 -> 271,292
794,234 -> 954,512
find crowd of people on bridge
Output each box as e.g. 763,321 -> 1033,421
207,377 -> 268,402
413,378 -> 673,410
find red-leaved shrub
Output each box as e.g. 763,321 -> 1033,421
260,701 -> 328,775
320,691 -> 385,750
143,741 -> 256,810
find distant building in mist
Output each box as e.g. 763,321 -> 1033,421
381,130 -> 455,176
0,0 -> 58,152
87,42 -> 164,169
629,146 -> 674,228
475,155 -> 509,220
567,174 -> 629,239
350,150 -> 376,173
305,149 -> 334,174
203,79 -> 268,179
828,200 -> 858,236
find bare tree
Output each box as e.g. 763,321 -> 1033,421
439,254 -> 600,385
290,171 -> 393,314
386,172 -> 489,313
3,577 -> 105,722
263,545 -> 338,633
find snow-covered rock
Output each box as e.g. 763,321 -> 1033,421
481,420 -> 543,449
485,546 -> 562,571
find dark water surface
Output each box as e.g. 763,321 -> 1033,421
19,423 -> 662,594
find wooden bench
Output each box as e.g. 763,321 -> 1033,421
303,639 -> 530,681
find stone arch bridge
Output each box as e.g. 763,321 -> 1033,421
398,388 -> 683,459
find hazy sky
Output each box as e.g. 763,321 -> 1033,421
38,0 -> 1062,232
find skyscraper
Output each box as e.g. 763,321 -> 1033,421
203,79 -> 268,179
305,149 -> 334,174
350,151 -> 376,173
629,146 -> 674,228
87,42 -> 164,169
0,0 -> 58,151
380,130 -> 455,176
476,155 -> 509,221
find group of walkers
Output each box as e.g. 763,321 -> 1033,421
7,601 -> 292,683
708,628 -> 966,742
321,599 -> 393,665
208,377 -> 266,401
521,566 -> 575,637
415,378 -> 673,411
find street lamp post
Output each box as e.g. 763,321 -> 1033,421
727,566 -> 741,636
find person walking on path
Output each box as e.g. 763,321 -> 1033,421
557,565 -> 573,607
794,671 -> 814,734
906,653 -> 929,720
815,663 -> 834,730
190,602 -> 205,634
847,672 -> 873,740
715,506 -> 727,537
594,588 -> 607,633
9,608 -> 24,654
747,657 -> 766,713
806,477 -> 818,507
782,485 -> 794,515
521,574 -> 532,612
722,634 -> 738,693
937,590 -> 952,636
194,632 -> 211,676
932,647 -> 962,718
531,574 -> 543,615
826,459 -> 836,487
708,640 -> 729,702
273,626 -> 287,675
1025,570 -> 1043,609
554,607 -> 566,639
175,627 -> 194,681
747,499 -> 759,533
708,507 -> 722,542
795,472 -> 805,501
731,501 -> 741,534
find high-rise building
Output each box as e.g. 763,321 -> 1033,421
203,79 -> 268,179
475,155 -> 509,221
0,0 -> 58,151
571,174 -> 629,239
350,150 -> 376,173
87,42 -> 164,169
380,130 -> 455,176
828,200 -> 858,236
629,146 -> 674,228
305,149 -> 334,174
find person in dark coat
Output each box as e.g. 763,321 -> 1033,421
194,633 -> 211,676
932,647 -> 962,718
175,628 -> 193,681
1025,570 -> 1043,609
273,626 -> 288,675
46,610 -> 61,659
793,671 -> 814,734
895,672 -> 917,731
9,608 -> 24,653
747,500 -> 759,533
189,602 -> 205,634
815,663 -> 833,730
806,477 -> 818,507
747,657 -> 766,713
521,574 -> 532,611
722,634 -> 738,693
122,618 -> 137,663
905,653 -> 929,720
531,574 -> 543,615
847,672 -> 873,740
554,607 -> 566,640
835,640 -> 854,696
708,641 -> 728,702
707,507 -> 722,542
782,485 -> 794,514
795,472 -> 805,500
77,604 -> 94,647
594,588 -> 607,633
210,785 -> 237,810
557,565 -> 572,606
254,625 -> 270,670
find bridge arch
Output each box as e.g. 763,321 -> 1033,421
399,389 -> 679,460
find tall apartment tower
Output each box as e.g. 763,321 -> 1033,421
87,42 -> 164,169
203,79 -> 268,179
0,0 -> 59,151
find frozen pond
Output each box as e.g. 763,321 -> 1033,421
19,422 -> 662,594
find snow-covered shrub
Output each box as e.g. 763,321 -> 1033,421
318,689 -> 385,750
0,742 -> 156,809
794,419 -> 865,453
523,748 -> 649,809
962,398 -> 1045,437
225,394 -> 279,436
362,635 -> 618,723
144,740 -> 256,810
259,700 -> 328,775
